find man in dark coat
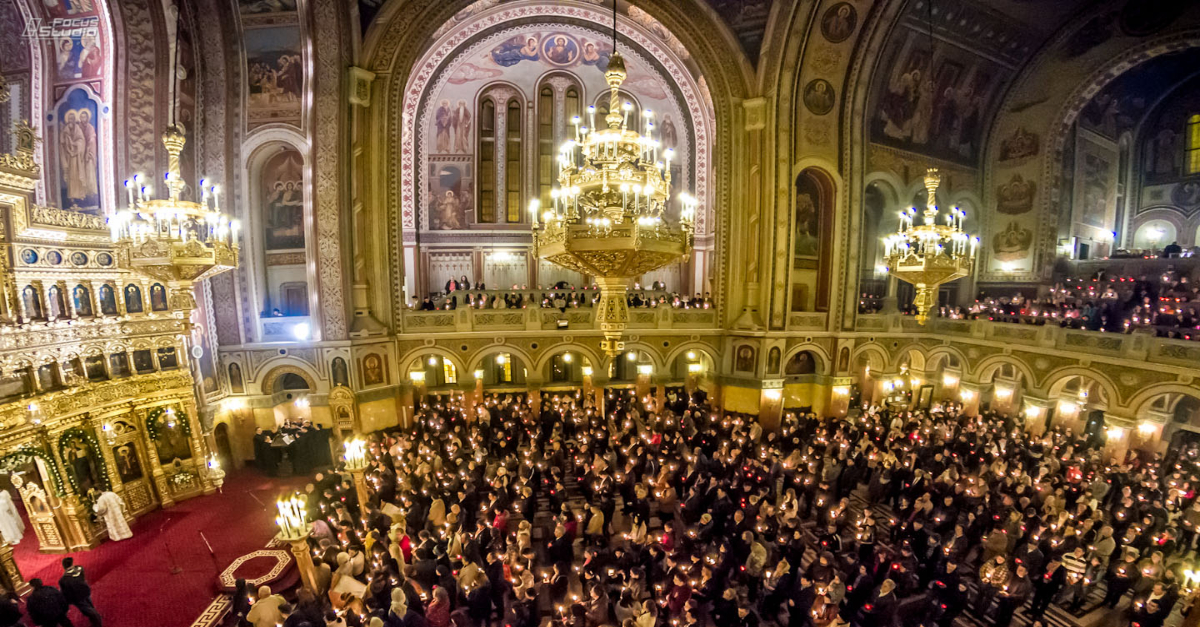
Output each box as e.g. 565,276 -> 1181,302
26,579 -> 72,627
58,558 -> 101,627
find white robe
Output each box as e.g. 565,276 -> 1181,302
94,491 -> 132,541
0,491 -> 24,545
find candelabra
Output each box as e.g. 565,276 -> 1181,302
881,168 -> 978,324
275,493 -> 319,594
343,438 -> 371,512
532,43 -> 696,357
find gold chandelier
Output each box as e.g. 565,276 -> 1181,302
532,45 -> 696,358
882,168 -> 977,324
108,125 -> 240,309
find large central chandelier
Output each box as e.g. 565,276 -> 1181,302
108,125 -> 240,306
882,168 -> 977,324
532,1 -> 696,358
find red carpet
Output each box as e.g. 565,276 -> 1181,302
12,469 -> 307,627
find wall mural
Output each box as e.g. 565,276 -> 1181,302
1072,130 -> 1118,233
419,25 -> 693,234
869,29 -> 1001,166
244,26 -> 303,128
262,149 -> 305,250
55,88 -> 101,214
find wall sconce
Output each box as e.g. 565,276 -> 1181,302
562,353 -> 573,363
833,385 -> 850,396
1024,406 -> 1042,420
686,351 -> 696,360
294,396 -> 310,410
473,369 -> 484,380
995,387 -> 1013,400
1107,426 -> 1127,440
909,377 -> 922,388
942,373 -> 958,387
582,366 -> 594,377
1057,400 -> 1077,414
764,388 -> 782,401
960,389 -> 975,402
427,356 -> 438,366
882,381 -> 895,393
410,371 -> 426,383
626,352 -> 638,361
495,354 -> 507,365
1137,421 -> 1157,435
687,363 -> 703,374
636,364 -> 653,376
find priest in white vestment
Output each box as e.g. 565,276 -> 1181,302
92,491 -> 132,541
0,491 -> 24,545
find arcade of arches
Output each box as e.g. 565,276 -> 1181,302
1,0 -> 1200,624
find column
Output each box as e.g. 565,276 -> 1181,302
397,383 -> 415,429
88,281 -> 106,317
29,281 -> 47,319
958,382 -> 983,418
652,376 -> 668,414
184,399 -> 216,495
991,377 -> 1020,416
1130,412 -> 1166,457
1102,413 -> 1136,464
759,380 -> 784,432
592,376 -> 609,417
142,408 -> 176,509
528,380 -> 542,418
1020,395 -> 1053,436
828,377 -> 853,418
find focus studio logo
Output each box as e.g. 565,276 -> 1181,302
22,17 -> 100,41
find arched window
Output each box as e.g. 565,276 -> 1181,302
566,87 -> 580,123
478,98 -> 496,223
538,86 -> 555,206
1188,114 -> 1200,175
505,99 -> 522,223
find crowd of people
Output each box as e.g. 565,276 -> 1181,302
412,280 -> 713,313
858,270 -> 1200,341
228,387 -> 1200,627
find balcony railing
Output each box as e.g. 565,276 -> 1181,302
402,305 -> 715,334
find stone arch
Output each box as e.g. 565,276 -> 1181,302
1042,366 -> 1121,407
358,0 -> 750,328
241,131 -> 316,340
971,354 -> 1038,387
926,346 -> 969,373
890,344 -> 928,372
851,343 -> 889,371
1126,383 -> 1200,417
259,363 -> 320,395
790,165 -> 838,313
532,344 -> 604,376
397,346 -> 468,379
781,344 -> 831,376
599,341 -> 666,376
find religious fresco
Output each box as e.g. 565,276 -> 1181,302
262,149 -> 305,250
794,174 -> 821,260
419,25 -> 692,234
867,28 -> 1002,166
244,26 -> 303,128
820,3 -> 857,44
55,88 -> 102,213
1072,130 -> 1118,233
428,159 -> 473,231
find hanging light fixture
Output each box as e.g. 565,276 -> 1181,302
532,0 -> 696,357
878,0 -> 977,324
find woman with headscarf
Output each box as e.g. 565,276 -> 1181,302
425,587 -> 451,627
329,551 -> 367,609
